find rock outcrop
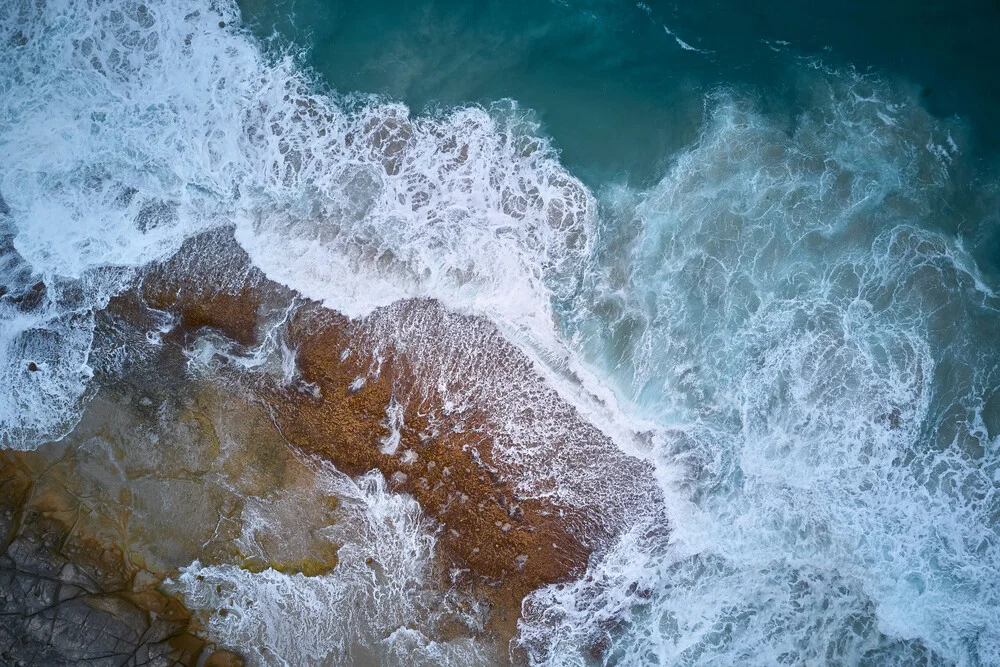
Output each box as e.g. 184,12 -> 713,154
130,229 -> 664,647
0,450 -> 240,666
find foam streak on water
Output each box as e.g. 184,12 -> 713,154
521,80 -> 1000,665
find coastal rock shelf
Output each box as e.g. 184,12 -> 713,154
0,403 -> 247,667
0,228 -> 664,664
133,229 -> 664,654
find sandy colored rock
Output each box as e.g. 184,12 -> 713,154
204,648 -> 246,667
0,450 -> 218,666
118,228 -> 665,649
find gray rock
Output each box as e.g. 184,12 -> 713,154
0,494 -> 210,666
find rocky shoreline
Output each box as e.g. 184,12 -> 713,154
0,410 -> 244,666
1,228 -> 664,664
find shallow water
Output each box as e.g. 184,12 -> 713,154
2,0 -> 1000,664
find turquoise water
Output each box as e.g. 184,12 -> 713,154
238,0 -> 1000,182
232,2 -> 1000,661
3,0 -> 1000,664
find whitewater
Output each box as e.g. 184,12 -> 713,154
2,0 -> 999,664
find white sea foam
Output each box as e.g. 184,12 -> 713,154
232,98 -> 595,324
520,79 -> 1000,665
0,0 -> 594,448
0,220 -> 126,448
169,470 -> 493,666
1,0 -> 253,446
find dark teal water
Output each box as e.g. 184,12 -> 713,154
236,0 -> 1000,348
239,0 -> 1000,185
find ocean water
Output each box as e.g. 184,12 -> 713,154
2,0 -> 1000,665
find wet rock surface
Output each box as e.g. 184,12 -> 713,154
0,316 -> 335,666
130,228 -> 665,650
0,226 -> 664,663
0,452 -> 231,666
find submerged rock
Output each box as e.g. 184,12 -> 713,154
0,329 -> 343,666
0,451 -> 233,666
129,229 -> 666,653
0,226 -> 665,664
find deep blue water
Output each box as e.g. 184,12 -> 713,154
238,0 -> 1000,179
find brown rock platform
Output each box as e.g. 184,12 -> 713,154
117,228 -> 664,654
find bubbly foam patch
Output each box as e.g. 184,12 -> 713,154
519,518 -> 945,665
233,99 -> 595,322
170,470 -> 494,666
0,222 -> 125,449
1,0 -> 255,446
0,0 -> 592,447
0,0 -> 250,276
521,77 -> 1000,664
